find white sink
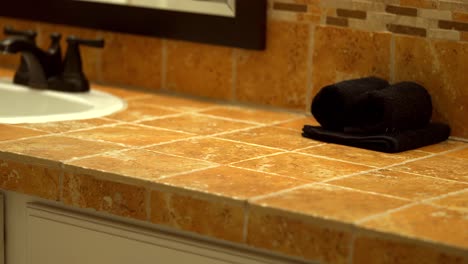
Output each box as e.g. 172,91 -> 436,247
0,80 -> 126,124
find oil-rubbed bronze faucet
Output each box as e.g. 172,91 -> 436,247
0,26 -> 104,92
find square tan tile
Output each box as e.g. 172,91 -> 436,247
151,190 -> 244,242
106,100 -> 179,122
62,172 -> 147,220
251,184 -> 408,223
200,106 -> 301,124
19,118 -> 116,133
391,155 -> 468,183
232,152 -> 372,182
148,137 -> 281,164
157,166 -> 308,199
66,124 -> 193,147
219,126 -> 321,151
0,135 -> 124,162
353,235 -> 468,264
166,40 -> 233,100
328,169 -> 468,201
418,140 -> 467,153
139,114 -> 254,136
66,149 -> 216,181
275,117 -> 319,131
445,147 -> 468,160
247,206 -> 352,263
0,158 -> 60,200
361,204 -> 468,249
0,125 -> 47,141
430,190 -> 468,212
130,94 -> 216,112
298,144 -> 429,167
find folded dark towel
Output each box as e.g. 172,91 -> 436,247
312,77 -> 389,131
345,82 -> 433,134
302,123 -> 450,153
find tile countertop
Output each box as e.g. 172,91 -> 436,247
0,70 -> 467,264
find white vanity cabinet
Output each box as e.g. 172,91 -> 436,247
2,191 -> 303,264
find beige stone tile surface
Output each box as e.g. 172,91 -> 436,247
247,207 -> 351,264
353,235 -> 468,264
431,190 -> 468,212
299,144 -> 428,167
148,137 -> 281,164
362,204 -> 468,249
329,169 -> 468,201
62,172 -> 147,220
106,100 -> 178,122
418,140 -> 467,153
445,147 -> 468,160
0,135 -> 124,162
166,40 -> 233,100
66,149 -> 216,181
219,126 -> 320,150
151,190 -> 244,242
66,124 -> 193,147
275,116 -> 319,131
140,114 -> 254,136
157,166 -> 308,199
236,20 -> 310,110
130,95 -> 216,112
0,158 -> 60,200
252,184 -> 408,223
0,125 -> 46,141
233,152 -> 372,182
201,106 -> 301,124
20,118 -> 116,133
391,155 -> 468,183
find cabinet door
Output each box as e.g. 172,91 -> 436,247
26,204 -> 291,264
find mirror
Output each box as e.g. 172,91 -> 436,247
76,0 -> 236,17
0,0 -> 266,50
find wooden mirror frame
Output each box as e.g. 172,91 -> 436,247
0,0 -> 266,50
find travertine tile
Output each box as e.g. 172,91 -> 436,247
418,140 -> 467,153
275,116 -> 319,131
166,40 -> 233,100
353,235 -> 468,264
298,144 -> 429,167
0,158 -> 60,200
0,125 -> 47,141
151,190 -> 244,242
62,172 -> 147,220
19,118 -> 116,133
140,114 -> 254,136
148,137 -> 281,164
219,126 -> 320,150
66,124 -> 193,147
66,149 -> 216,181
391,155 -> 468,183
247,206 -> 352,264
106,100 -> 178,122
130,94 -> 217,112
0,135 -> 124,162
157,166 -> 308,199
431,190 -> 468,212
233,152 -> 372,182
236,20 -> 310,110
200,106 -> 301,124
362,204 -> 468,248
311,26 -> 391,98
101,32 -> 162,89
445,147 -> 468,160
394,35 -> 468,137
328,169 -> 468,201
252,184 -> 408,222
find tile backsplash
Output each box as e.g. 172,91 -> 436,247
1,0 -> 468,138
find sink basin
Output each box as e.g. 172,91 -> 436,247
0,80 -> 126,124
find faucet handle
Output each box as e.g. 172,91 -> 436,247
4,26 -> 37,41
67,36 -> 105,48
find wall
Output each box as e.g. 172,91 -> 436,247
1,0 -> 468,138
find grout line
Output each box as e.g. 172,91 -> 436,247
421,188 -> 468,204
356,202 -> 420,225
190,112 -> 263,125
305,24 -> 316,114
293,151 -> 380,168
209,136 -> 287,151
318,182 -> 411,202
156,164 -> 221,180
449,136 -> 468,143
242,201 -> 250,243
63,148 -> 130,164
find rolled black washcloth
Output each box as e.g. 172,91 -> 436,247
346,82 -> 433,134
312,77 -> 389,131
302,123 -> 450,153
